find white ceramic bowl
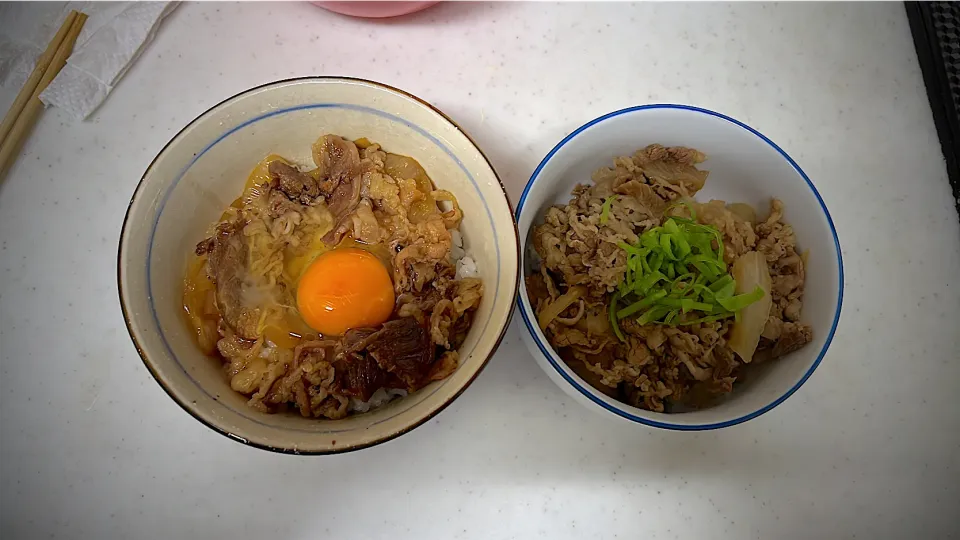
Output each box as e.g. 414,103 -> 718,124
119,77 -> 519,453
516,105 -> 843,430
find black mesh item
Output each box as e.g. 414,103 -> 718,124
906,2 -> 960,218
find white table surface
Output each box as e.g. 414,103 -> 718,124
2,2 -> 959,538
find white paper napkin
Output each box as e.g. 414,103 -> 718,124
0,1 -> 177,120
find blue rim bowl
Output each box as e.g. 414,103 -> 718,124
515,104 -> 843,431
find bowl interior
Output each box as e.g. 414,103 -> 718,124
517,105 -> 841,429
120,78 -> 518,453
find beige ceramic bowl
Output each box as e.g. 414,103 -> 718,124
119,77 -> 519,454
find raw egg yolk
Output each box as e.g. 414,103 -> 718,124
296,247 -> 394,336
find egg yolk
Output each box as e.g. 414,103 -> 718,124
296,247 -> 395,336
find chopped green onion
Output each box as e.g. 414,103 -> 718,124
714,281 -> 736,299
709,274 -> 734,293
659,234 -> 676,260
608,213 -> 763,333
716,285 -> 765,312
642,234 -> 660,251
660,298 -> 714,312
617,290 -> 668,319
636,305 -> 667,325
673,234 -> 692,259
691,260 -> 719,280
617,241 -> 643,255
649,252 -> 664,273
663,219 -> 681,235
609,291 -> 626,342
634,271 -> 666,295
600,196 -> 616,225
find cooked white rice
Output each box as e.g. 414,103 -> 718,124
456,256 -> 478,279
450,228 -> 479,279
349,387 -> 408,413
450,229 -> 465,262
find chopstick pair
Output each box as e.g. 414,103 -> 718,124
0,10 -> 87,182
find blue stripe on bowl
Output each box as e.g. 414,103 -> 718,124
515,103 -> 844,431
147,103 -> 500,433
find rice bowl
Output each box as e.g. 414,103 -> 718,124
516,104 -> 843,430
119,77 -> 520,453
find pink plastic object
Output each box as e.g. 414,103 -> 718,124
312,1 -> 439,19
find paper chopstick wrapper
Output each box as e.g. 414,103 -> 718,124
0,2 -> 176,120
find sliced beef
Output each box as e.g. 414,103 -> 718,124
688,200 -> 757,264
394,246 -> 456,295
631,144 -> 709,194
391,265 -> 480,350
322,212 -> 352,246
332,318 -> 438,399
365,317 -> 436,388
195,240 -> 214,256
525,273 -> 551,309
321,196 -> 377,246
265,137 -> 362,231
268,161 -> 319,204
621,383 -> 646,408
266,188 -> 302,218
559,348 -> 618,398
770,322 -> 813,358
326,174 -> 362,219
531,145 -> 708,296
429,277 -> 482,348
613,179 -> 667,217
312,134 -> 362,196
334,353 -> 398,401
426,351 -> 459,383
310,136 -> 363,244
341,327 -> 379,354
754,199 -> 813,359
195,219 -> 259,340
216,329 -> 253,364
447,310 -> 473,350
335,326 -> 379,366
331,328 -> 392,401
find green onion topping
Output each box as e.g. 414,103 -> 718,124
607,206 -> 764,339
600,195 -> 617,225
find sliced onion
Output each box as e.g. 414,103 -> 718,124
555,299 -> 585,326
579,307 -> 612,337
728,251 -> 772,363
538,286 -> 586,331
726,202 -> 757,224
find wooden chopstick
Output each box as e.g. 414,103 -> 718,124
0,11 -> 78,146
0,11 -> 87,181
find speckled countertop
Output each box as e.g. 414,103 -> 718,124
1,2 -> 959,538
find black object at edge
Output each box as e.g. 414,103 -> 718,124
905,2 -> 960,220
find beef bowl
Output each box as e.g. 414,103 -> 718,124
516,105 -> 842,430
119,77 -> 519,453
